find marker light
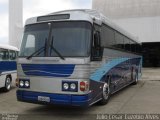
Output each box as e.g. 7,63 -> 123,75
70,83 -> 76,90
63,83 -> 69,90
15,78 -> 19,87
19,81 -> 24,87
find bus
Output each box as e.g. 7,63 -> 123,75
16,9 -> 142,107
0,44 -> 19,92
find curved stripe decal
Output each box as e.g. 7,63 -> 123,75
21,64 -> 75,77
90,58 -> 130,81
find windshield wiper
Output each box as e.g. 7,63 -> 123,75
50,36 -> 65,60
26,39 -> 47,60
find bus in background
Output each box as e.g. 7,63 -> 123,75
0,44 -> 19,92
16,9 -> 142,107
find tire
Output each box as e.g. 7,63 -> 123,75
132,72 -> 138,85
3,76 -> 12,92
98,78 -> 111,105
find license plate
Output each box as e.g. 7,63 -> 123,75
38,96 -> 50,102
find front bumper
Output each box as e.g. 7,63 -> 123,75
16,90 -> 92,107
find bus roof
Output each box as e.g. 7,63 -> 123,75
25,9 -> 140,43
0,44 -> 19,51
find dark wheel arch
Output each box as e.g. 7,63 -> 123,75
98,75 -> 111,105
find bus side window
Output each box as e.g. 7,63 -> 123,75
9,51 -> 12,60
0,50 -> 3,60
124,37 -> 131,51
2,50 -> 9,60
10,50 -> 16,60
115,31 -> 124,49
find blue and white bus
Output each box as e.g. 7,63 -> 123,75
0,44 -> 18,92
16,9 -> 142,106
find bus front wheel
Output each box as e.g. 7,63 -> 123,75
98,82 -> 111,105
3,76 -> 12,92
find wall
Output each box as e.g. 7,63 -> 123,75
9,0 -> 23,49
92,0 -> 160,42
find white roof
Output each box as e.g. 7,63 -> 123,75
25,9 -> 140,43
0,44 -> 19,51
84,9 -> 140,43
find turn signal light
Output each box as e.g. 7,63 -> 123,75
15,78 -> 19,87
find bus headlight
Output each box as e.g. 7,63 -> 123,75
70,83 -> 76,90
62,81 -> 78,92
19,79 -> 30,88
25,81 -> 30,87
19,81 -> 24,87
63,83 -> 69,90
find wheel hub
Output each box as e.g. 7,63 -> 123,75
103,83 -> 110,100
6,78 -> 11,90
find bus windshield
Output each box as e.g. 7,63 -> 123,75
19,21 -> 92,57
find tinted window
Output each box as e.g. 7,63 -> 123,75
131,41 -> 136,52
115,32 -> 124,49
10,50 -> 17,60
124,37 -> 130,51
0,49 -> 9,60
101,25 -> 115,47
50,22 -> 91,57
20,23 -> 48,57
136,44 -> 141,53
20,22 -> 92,57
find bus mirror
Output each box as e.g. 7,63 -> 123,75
94,31 -> 100,48
91,31 -> 103,61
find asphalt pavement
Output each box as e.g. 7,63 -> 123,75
0,68 -> 160,120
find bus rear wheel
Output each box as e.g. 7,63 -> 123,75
3,76 -> 12,92
132,72 -> 138,85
